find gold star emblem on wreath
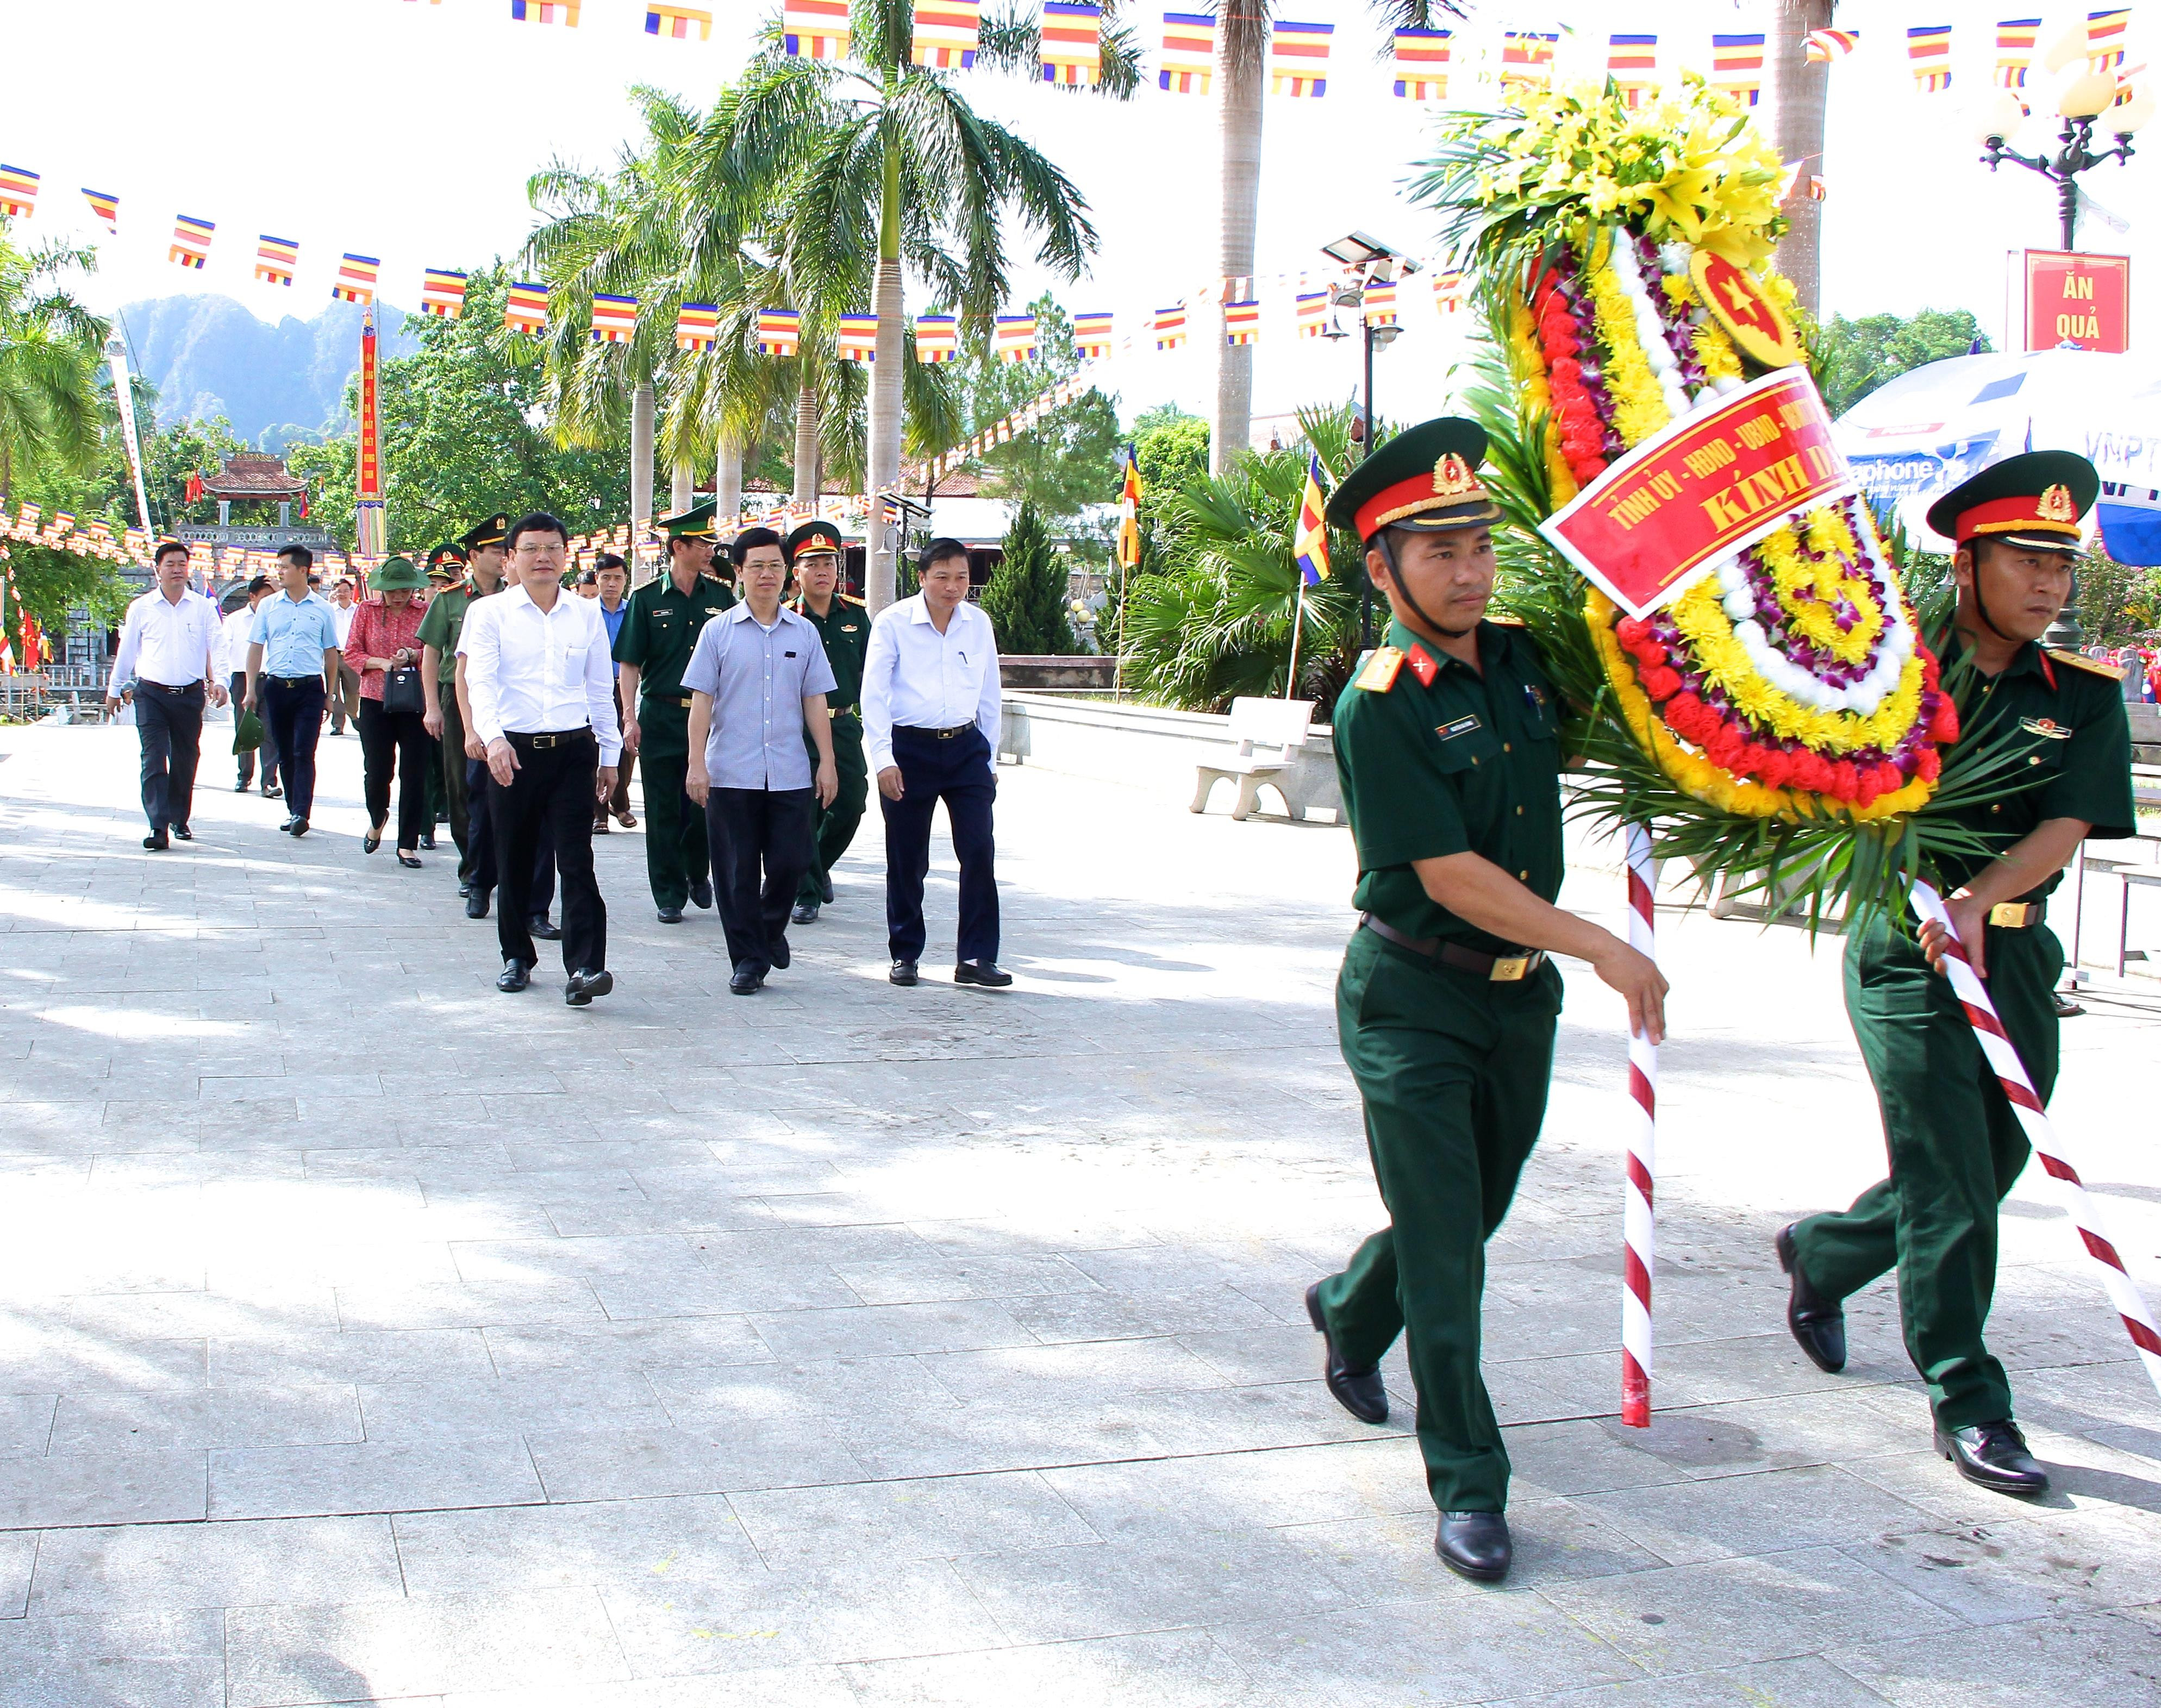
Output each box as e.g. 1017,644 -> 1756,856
2037,483 -> 2077,522
1433,452 -> 1479,497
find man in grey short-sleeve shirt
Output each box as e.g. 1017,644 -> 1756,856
684,525 -> 839,992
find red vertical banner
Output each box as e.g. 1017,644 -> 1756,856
355,305 -> 385,558
2024,250 -> 2130,352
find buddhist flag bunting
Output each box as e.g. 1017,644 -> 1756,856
254,236 -> 299,287
1435,269 -> 1465,312
1501,29 -> 1557,95
1072,311 -> 1113,360
783,0 -> 850,57
1117,446 -> 1142,568
170,215 -> 214,270
1607,33 -> 1657,106
0,166 -> 39,219
421,268 -> 468,318
914,314 -> 959,362
333,254 -> 380,303
839,313 -> 880,361
591,293 -> 638,343
505,280 -> 550,333
509,1 -> 579,22
2087,8 -> 2131,70
1712,33 -> 1765,105
1160,12 -> 1214,92
82,187 -> 120,232
1152,304 -> 1188,349
911,0 -> 979,68
675,302 -> 720,351
1807,27 -> 1859,64
758,309 -> 802,356
1294,454 -> 1331,585
1391,28 -> 1450,99
1270,20 -> 1331,96
1996,19 -> 2040,86
1041,3 -> 1102,84
995,315 -> 1039,363
1361,282 -> 1397,327
1908,24 -> 1953,92
645,4 -> 711,39
1295,289 -> 1328,337
1223,299 -> 1260,345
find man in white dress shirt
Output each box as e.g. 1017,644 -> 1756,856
458,511 -> 621,1006
107,541 -> 227,850
861,536 -> 1010,988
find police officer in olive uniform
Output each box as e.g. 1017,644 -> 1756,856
1303,419 -> 1667,1584
614,502 -> 737,923
1778,452 -> 2135,1499
784,519 -> 871,925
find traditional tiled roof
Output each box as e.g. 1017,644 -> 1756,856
202,452 -> 307,500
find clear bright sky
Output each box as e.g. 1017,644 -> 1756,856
4,0 -> 2158,436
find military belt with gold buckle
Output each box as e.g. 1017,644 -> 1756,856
647,692 -> 695,709
1360,912 -> 1544,981
1987,900 -> 2045,929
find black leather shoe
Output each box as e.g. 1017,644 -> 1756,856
729,961 -> 765,996
529,916 -> 562,941
465,891 -> 490,919
657,905 -> 684,924
458,880 -> 472,897
769,937 -> 791,970
1306,1283 -> 1388,1424
688,878 -> 714,909
954,960 -> 1014,988
496,960 -> 530,993
143,831 -> 170,852
288,818 -> 309,838
889,959 -> 919,986
820,875 -> 834,904
791,900 -> 820,925
1435,1512 -> 1512,1583
1776,1223 -> 1847,1374
234,780 -> 250,792
172,825 -> 192,842
419,834 -> 436,850
397,852 -> 423,869
364,823 -> 383,855
1937,1419 -> 2049,1496
565,968 -> 614,1007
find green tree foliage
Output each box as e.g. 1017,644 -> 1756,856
2075,548 -> 2161,646
1813,309 -> 1991,417
978,499 -> 1075,654
960,296 -> 1119,530
0,232 -> 108,504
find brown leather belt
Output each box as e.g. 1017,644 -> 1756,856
1360,912 -> 1545,981
1988,900 -> 2046,928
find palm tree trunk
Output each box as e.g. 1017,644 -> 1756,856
631,379 -> 656,529
1771,0 -> 1834,319
793,379 -> 820,506
716,434 -> 741,527
670,463 -> 693,515
866,132 -> 905,614
1210,0 -> 1267,476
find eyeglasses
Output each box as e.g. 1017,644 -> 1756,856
514,542 -> 566,559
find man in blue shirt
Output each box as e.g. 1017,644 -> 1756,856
245,544 -> 342,836
591,552 -> 636,835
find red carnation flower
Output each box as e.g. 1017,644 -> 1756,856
1828,760 -> 1862,801
1640,664 -> 1683,702
1917,747 -> 1942,782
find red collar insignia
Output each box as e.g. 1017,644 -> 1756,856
1406,644 -> 1438,687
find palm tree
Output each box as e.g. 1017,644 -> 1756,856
1771,0 -> 1837,318
0,233 -> 108,505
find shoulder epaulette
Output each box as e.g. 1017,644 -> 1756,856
1486,611 -> 1527,628
1354,646 -> 1404,692
2046,647 -> 2123,681
841,593 -> 866,607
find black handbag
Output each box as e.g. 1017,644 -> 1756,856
382,665 -> 426,717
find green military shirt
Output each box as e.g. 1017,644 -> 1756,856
1332,617 -> 1565,955
792,592 -> 870,713
612,571 -> 736,700
415,582 -> 490,683
1932,633 -> 2136,897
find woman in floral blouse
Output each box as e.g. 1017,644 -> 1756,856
347,556 -> 433,866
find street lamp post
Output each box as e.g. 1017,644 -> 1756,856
1320,232 -> 1414,649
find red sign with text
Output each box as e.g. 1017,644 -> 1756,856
2025,249 -> 2129,353
357,320 -> 382,501
1538,368 -> 1851,620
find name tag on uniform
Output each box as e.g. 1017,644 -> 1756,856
1437,714 -> 1482,741
2019,717 -> 2071,739
705,606 -> 724,616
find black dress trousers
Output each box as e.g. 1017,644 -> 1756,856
880,724 -> 999,965
488,731 -> 606,974
134,680 -> 205,834
704,786 -> 816,971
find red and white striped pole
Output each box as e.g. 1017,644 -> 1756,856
1621,823 -> 1658,1427
1912,882 -> 2161,1402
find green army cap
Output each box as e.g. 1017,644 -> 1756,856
459,514 -> 511,553
371,555 -> 427,592
424,542 -> 466,580
1926,449 -> 2098,555
1324,416 -> 1502,544
784,519 -> 845,565
661,499 -> 719,542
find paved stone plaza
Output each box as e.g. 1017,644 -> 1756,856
0,722 -> 2157,1707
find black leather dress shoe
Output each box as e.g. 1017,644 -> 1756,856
234,780 -> 250,792
529,916 -> 562,941
458,880 -> 472,897
889,959 -> 919,986
419,834 -> 436,850
729,961 -> 765,996
172,825 -> 192,841
791,899 -> 820,925
688,878 -> 714,909
820,875 -> 834,904
1435,1512 -> 1512,1582
465,890 -> 490,919
496,960 -> 531,993
657,905 -> 684,924
768,936 -> 791,970
1776,1223 -> 1847,1373
288,818 -> 309,838
143,831 -> 170,852
1937,1419 -> 2049,1496
1306,1283 -> 1388,1424
565,968 -> 614,1007
954,960 -> 1014,988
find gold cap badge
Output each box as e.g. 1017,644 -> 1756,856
1433,452 -> 1481,498
2037,483 -> 2077,522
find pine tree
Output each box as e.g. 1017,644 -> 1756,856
980,500 -> 1076,655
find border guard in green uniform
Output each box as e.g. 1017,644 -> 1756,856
785,519 -> 870,925
416,520 -> 508,910
614,502 -> 737,923
1304,418 -> 1667,1583
1777,452 -> 2135,1498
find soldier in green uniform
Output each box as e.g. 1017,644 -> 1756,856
1304,418 -> 1667,1584
1777,452 -> 2135,1498
784,519 -> 870,925
614,502 -> 737,923
417,520 -> 509,910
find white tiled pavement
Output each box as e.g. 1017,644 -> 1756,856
0,720 -> 2156,1707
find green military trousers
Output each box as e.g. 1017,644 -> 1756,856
797,712 -> 870,904
636,700 -> 711,911
1314,928 -> 1562,1512
1790,916 -> 2062,1430
440,695 -> 475,884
